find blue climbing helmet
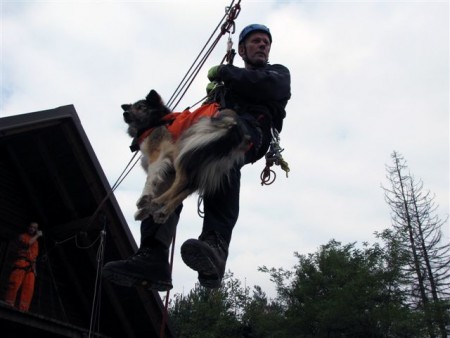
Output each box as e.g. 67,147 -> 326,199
238,24 -> 272,45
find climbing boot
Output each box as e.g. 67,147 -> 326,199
102,246 -> 172,292
180,232 -> 228,288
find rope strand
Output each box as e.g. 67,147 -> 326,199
167,0 -> 241,111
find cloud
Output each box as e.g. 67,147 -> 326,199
2,0 -> 448,300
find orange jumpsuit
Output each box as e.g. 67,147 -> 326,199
4,233 -> 39,311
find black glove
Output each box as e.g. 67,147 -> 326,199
207,65 -> 222,81
206,81 -> 220,95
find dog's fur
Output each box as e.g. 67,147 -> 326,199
122,89 -> 250,223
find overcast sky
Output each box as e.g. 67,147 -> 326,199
2,0 -> 449,301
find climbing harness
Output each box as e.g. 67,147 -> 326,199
260,128 -> 290,185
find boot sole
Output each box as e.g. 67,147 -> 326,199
180,240 -> 222,288
103,268 -> 172,292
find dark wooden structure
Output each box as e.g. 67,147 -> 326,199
0,105 -> 176,337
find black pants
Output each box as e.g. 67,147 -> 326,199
140,116 -> 269,248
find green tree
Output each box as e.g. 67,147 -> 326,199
383,151 -> 450,337
241,285 -> 287,338
169,272 -> 246,337
260,240 -> 421,337
169,271 -> 289,337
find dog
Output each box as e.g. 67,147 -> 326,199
122,89 -> 250,224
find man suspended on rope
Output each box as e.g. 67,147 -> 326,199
103,24 -> 291,290
3,221 -> 42,311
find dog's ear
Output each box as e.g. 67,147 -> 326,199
146,89 -> 163,107
121,104 -> 131,111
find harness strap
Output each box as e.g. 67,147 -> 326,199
16,256 -> 33,263
131,103 -> 221,152
129,117 -> 176,152
12,265 -> 34,272
137,115 -> 176,144
167,103 -> 220,139
12,257 -> 34,272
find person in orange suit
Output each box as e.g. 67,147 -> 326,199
4,221 -> 42,311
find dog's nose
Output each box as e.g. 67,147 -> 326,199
123,111 -> 131,123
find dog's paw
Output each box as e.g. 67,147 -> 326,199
148,200 -> 163,213
136,195 -> 152,208
134,208 -> 150,221
152,208 -> 170,224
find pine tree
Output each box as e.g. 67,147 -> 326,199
383,151 -> 450,337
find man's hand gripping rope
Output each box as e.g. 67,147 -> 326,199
260,128 -> 290,185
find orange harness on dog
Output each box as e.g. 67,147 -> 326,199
137,102 -> 220,145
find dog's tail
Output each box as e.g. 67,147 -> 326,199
176,110 -> 249,195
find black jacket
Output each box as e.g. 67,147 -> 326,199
217,63 -> 291,132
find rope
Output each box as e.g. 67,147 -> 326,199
197,194 -> 205,218
167,0 -> 241,111
43,151 -> 140,255
37,236 -> 69,322
37,219 -> 107,336
83,151 -> 141,232
44,150 -> 141,253
37,224 -> 106,337
159,231 -> 177,338
88,226 -> 107,338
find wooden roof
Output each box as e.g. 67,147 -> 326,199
0,105 -> 175,337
